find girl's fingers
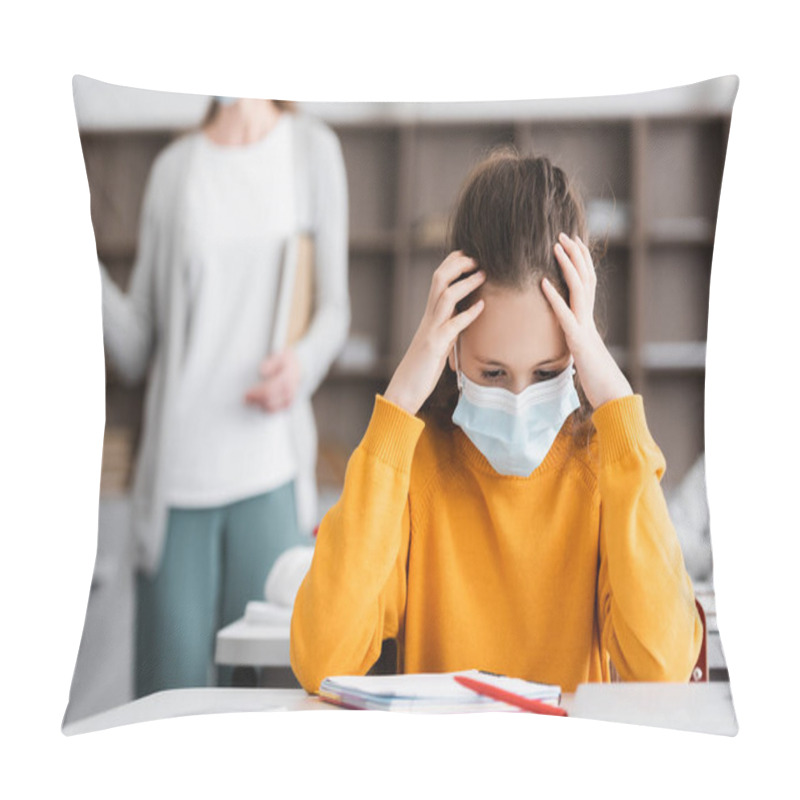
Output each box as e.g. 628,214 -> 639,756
442,298 -> 485,344
558,233 -> 589,282
428,251 -> 479,309
541,278 -> 577,340
553,242 -> 585,318
575,235 -> 598,288
433,268 -> 486,323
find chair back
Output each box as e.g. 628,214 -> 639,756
690,598 -> 708,682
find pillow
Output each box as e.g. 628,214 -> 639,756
63,74 -> 738,736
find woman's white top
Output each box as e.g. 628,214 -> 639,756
162,115 -> 297,506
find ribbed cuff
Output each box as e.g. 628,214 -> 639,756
591,394 -> 654,465
359,394 -> 426,473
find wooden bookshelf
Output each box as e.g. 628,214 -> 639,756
326,111 -> 729,491
79,103 -> 731,496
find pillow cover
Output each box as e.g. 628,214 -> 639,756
63,74 -> 738,736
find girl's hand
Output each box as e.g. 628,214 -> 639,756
541,232 -> 632,410
384,251 -> 486,415
244,348 -> 302,413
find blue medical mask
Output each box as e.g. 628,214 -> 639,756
451,342 -> 581,477
215,96 -> 239,106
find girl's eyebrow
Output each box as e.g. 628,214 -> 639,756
476,354 -> 570,369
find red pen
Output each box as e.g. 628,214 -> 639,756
454,674 -> 568,717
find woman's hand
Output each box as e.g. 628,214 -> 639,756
541,232 -> 633,410
384,251 -> 486,416
244,348 -> 302,413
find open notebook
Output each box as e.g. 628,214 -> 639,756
319,670 -> 561,713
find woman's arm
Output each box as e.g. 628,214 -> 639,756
291,123 -> 351,399
290,395 -> 424,693
594,394 -> 704,682
99,165 -> 161,386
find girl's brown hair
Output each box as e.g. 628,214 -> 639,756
421,145 -> 606,453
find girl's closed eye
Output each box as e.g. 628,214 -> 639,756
481,368 -> 505,381
534,369 -> 559,381
479,368 -> 561,383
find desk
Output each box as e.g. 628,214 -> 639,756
61,688 -> 334,736
215,620 -> 290,668
62,682 -> 737,737
570,681 -> 737,736
215,619 -> 295,688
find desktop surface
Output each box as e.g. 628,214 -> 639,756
63,681 -> 736,737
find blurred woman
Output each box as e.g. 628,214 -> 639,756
100,96 -> 349,696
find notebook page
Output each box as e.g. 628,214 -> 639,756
321,669 -> 560,701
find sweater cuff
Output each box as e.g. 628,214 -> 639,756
359,394 -> 426,473
591,394 -> 655,466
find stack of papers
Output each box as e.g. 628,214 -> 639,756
319,669 -> 561,713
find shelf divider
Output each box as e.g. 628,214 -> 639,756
630,118 -> 648,394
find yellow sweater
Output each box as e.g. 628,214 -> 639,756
290,393 -> 703,694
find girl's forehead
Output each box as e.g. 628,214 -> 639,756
460,283 -> 568,364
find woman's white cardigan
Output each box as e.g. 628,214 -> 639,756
99,112 -> 350,575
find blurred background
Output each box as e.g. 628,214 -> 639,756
66,75 -> 735,723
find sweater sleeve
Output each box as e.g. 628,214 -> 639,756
292,124 -> 351,399
98,162 -> 161,387
593,394 -> 703,682
290,395 -> 425,694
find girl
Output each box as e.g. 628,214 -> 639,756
290,148 -> 702,694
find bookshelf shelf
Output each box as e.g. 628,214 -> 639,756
642,341 -> 707,372
349,231 -> 397,255
648,218 -> 717,246
328,359 -> 395,382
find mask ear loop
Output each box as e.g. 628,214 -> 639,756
453,337 -> 463,393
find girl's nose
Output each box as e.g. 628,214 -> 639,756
510,378 -> 530,395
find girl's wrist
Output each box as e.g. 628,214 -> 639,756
579,337 -> 633,410
383,381 -> 421,417
591,384 -> 634,411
